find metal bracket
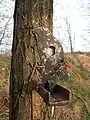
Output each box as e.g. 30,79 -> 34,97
29,80 -> 70,106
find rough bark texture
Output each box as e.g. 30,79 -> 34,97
10,0 -> 53,120
10,0 -> 66,120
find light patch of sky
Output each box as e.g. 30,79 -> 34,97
53,0 -> 90,52
0,0 -> 90,52
0,0 -> 15,51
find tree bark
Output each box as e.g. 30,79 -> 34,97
10,0 -> 53,120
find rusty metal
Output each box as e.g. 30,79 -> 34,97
29,80 -> 70,106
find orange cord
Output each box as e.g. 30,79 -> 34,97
65,65 -> 90,88
72,69 -> 90,88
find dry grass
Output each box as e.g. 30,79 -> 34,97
0,71 -> 9,120
0,53 -> 90,120
0,54 -> 10,120
65,53 -> 90,72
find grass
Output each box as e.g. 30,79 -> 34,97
57,64 -> 90,120
0,54 -> 10,120
0,53 -> 90,120
83,112 -> 90,120
0,54 -> 11,81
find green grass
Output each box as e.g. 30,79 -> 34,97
77,68 -> 90,80
0,54 -> 10,120
0,54 -> 90,120
0,54 -> 11,81
83,112 -> 90,120
57,66 -> 90,120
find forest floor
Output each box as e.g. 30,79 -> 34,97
0,52 -> 90,120
0,54 -> 10,120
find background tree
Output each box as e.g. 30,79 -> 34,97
65,18 -> 73,53
10,0 -> 53,120
0,0 -> 14,53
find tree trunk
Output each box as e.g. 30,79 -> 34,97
10,0 -> 53,120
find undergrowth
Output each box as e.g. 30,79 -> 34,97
0,54 -> 10,81
0,54 -> 90,120
57,65 -> 90,120
0,54 -> 10,120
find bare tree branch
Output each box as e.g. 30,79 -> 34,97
0,17 -> 11,45
66,18 -> 73,53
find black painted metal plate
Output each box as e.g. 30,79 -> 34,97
29,81 -> 70,106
